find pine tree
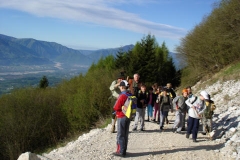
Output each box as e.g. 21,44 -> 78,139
39,76 -> 49,89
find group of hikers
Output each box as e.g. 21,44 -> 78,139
109,72 -> 216,157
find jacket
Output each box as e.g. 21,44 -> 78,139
137,91 -> 148,108
173,95 -> 188,112
159,95 -> 173,111
109,80 -> 121,99
147,92 -> 157,106
113,91 -> 129,118
185,95 -> 204,119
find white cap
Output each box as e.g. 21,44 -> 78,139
200,90 -> 209,100
119,80 -> 129,87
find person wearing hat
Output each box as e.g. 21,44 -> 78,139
185,91 -> 207,142
198,91 -> 215,139
109,72 -> 125,133
112,80 -> 131,157
172,89 -> 189,133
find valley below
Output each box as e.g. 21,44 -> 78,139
0,62 -> 89,96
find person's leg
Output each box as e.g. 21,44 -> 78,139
173,110 -> 180,130
153,103 -> 157,120
140,108 -> 145,130
187,116 -> 194,138
123,117 -> 130,155
133,108 -> 140,130
116,118 -> 123,154
192,118 -> 200,141
149,104 -> 153,118
176,112 -> 184,132
147,104 -> 150,121
182,112 -> 186,131
111,98 -> 117,133
160,110 -> 165,129
202,116 -> 207,134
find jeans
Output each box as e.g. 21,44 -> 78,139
160,110 -> 168,128
147,104 -> 153,118
187,116 -> 199,140
117,117 -> 130,154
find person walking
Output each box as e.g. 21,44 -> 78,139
112,80 -> 131,157
158,88 -> 173,131
172,89 -> 188,133
185,91 -> 206,142
132,84 -> 148,131
153,86 -> 162,123
198,91 -> 216,140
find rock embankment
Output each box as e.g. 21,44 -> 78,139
18,80 -> 240,160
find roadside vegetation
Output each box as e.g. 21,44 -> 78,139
0,0 -> 239,159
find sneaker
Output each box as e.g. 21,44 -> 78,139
172,128 -> 176,133
181,128 -> 186,131
112,152 -> 125,157
186,134 -> 190,139
140,128 -> 144,131
160,126 -> 163,130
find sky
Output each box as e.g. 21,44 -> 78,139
0,0 -> 219,52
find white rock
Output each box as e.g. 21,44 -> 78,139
17,152 -> 49,160
229,127 -> 236,133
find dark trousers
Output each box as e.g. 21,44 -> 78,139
187,116 -> 199,140
117,117 -> 130,154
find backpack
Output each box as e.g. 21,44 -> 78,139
122,93 -> 137,119
204,100 -> 216,119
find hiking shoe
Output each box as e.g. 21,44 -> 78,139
172,128 -> 176,133
166,120 -> 169,124
181,128 -> 186,131
112,152 -> 125,157
160,126 -> 163,130
186,134 -> 190,139
193,139 -> 197,142
140,128 -> 144,131
201,132 -> 206,135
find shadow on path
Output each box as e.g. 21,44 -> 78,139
126,143 -> 224,158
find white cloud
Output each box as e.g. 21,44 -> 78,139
0,0 -> 186,39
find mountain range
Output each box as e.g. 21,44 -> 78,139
0,34 -> 134,67
0,34 -> 180,69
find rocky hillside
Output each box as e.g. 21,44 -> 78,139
17,77 -> 240,160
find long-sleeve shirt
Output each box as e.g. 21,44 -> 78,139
185,95 -> 204,119
113,91 -> 130,118
109,80 -> 121,99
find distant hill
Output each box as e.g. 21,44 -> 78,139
80,45 -> 134,63
0,34 -> 180,69
0,34 -> 134,67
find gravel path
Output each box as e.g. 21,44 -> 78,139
19,79 -> 240,160
43,112 -> 227,160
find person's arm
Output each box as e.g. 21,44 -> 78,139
109,80 -> 117,91
185,96 -> 196,109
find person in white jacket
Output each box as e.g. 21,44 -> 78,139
185,91 -> 206,142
